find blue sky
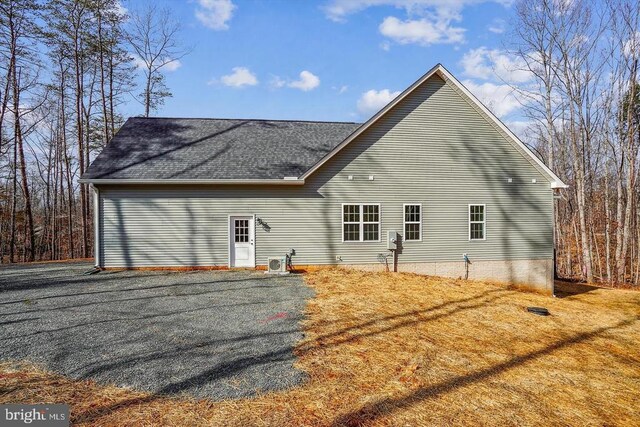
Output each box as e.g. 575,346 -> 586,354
122,0 -> 525,131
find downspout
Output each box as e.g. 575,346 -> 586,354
551,186 -> 560,296
92,185 -> 101,268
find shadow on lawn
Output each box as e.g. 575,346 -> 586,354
69,311 -> 638,425
331,316 -> 639,426
554,280 -> 602,298
298,288 -> 512,350
154,289 -> 513,395
70,287 -> 511,424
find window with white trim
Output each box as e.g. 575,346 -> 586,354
343,204 -> 380,242
469,205 -> 486,240
404,204 -> 421,241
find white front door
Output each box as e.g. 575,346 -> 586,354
229,216 -> 255,268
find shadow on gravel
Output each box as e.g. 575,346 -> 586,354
0,262 -> 314,401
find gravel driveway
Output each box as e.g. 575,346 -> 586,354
0,262 -> 313,400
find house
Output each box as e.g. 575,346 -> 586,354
80,64 -> 566,293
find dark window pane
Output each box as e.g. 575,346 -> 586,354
363,223 -> 379,241
470,222 -> 484,240
405,205 -> 420,222
405,223 -> 420,241
343,223 -> 360,241
363,205 -> 379,222
343,205 -> 360,222
470,205 -> 484,222
235,219 -> 249,242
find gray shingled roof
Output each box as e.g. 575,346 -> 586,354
82,117 -> 361,181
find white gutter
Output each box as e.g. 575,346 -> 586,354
80,178 -> 305,185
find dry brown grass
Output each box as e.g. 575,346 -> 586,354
2,269 -> 639,426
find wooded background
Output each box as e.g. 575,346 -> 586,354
0,0 -> 638,286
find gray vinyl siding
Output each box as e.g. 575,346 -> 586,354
98,75 -> 554,268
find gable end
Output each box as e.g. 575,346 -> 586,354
300,64 -> 567,189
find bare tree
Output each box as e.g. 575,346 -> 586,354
608,0 -> 640,283
511,0 -> 640,285
0,0 -> 134,263
125,5 -> 187,117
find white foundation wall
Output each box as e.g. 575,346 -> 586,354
341,258 -> 555,294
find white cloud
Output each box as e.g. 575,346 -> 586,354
460,47 -> 531,83
323,1 -> 511,46
288,71 -> 321,91
132,55 -> 146,69
218,67 -> 258,88
323,0 -> 494,22
379,16 -> 465,45
132,56 -> 181,72
623,31 -> 640,57
504,120 -> 533,139
462,79 -> 523,117
459,46 -> 536,119
114,0 -> 128,18
271,71 -> 321,91
270,76 -> 286,88
380,40 -> 391,51
195,0 -> 235,30
357,89 -> 401,115
163,60 -> 182,72
460,48 -> 493,79
338,85 -> 348,94
487,18 -> 505,34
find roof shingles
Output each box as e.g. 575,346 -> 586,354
83,117 -> 361,181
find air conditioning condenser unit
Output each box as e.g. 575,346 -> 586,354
267,256 -> 289,274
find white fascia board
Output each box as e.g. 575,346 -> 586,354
80,178 -> 305,185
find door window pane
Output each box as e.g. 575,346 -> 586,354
235,219 -> 249,242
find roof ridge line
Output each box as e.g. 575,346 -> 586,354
130,116 -> 361,125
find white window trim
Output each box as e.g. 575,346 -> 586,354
468,204 -> 487,241
341,203 -> 382,243
403,203 -> 422,242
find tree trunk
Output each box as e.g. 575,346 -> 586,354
9,139 -> 17,263
97,11 -> 110,145
604,165 -> 612,282
59,59 -> 74,259
144,72 -> 151,117
617,62 -> 638,284
73,17 -> 88,259
108,52 -> 116,137
13,68 -> 35,262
